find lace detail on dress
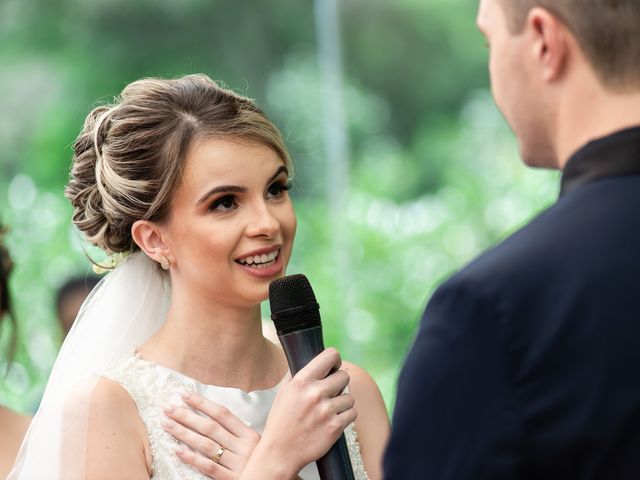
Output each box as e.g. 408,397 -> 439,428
345,423 -> 369,479
105,354 -> 201,479
105,353 -> 369,480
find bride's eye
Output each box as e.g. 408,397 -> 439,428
210,195 -> 238,212
267,181 -> 291,199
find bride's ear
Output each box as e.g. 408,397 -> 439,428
131,220 -> 173,267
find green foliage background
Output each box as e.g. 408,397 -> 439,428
0,0 -> 559,413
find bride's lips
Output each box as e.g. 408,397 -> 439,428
234,246 -> 284,278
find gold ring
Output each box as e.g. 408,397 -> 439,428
212,447 -> 225,464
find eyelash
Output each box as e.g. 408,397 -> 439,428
208,181 -> 291,213
209,195 -> 238,212
267,181 -> 291,198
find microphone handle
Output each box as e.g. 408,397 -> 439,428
278,327 -> 356,480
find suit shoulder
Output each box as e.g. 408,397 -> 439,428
438,202 -> 577,299
439,180 -> 640,305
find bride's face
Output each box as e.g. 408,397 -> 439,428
161,137 -> 296,307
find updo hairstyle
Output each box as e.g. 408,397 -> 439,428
65,74 -> 292,255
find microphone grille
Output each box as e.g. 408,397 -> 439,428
269,274 -> 321,332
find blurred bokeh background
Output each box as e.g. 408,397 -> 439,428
0,0 -> 558,413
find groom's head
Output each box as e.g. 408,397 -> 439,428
477,0 -> 640,168
498,0 -> 640,91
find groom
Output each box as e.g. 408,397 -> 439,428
384,0 -> 640,478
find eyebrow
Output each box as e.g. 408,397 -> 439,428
196,165 -> 289,205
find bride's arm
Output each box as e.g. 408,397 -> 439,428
82,378 -> 151,480
342,361 -> 390,480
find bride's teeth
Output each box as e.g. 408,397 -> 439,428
238,249 -> 279,267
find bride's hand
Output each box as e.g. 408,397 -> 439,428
240,348 -> 357,479
164,348 -> 355,480
163,393 -> 260,479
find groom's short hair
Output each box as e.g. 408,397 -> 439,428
497,0 -> 640,90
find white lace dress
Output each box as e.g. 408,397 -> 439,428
105,353 -> 368,480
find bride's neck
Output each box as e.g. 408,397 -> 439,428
138,286 -> 284,391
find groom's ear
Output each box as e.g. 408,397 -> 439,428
131,220 -> 172,264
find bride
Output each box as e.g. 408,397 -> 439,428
9,74 -> 389,479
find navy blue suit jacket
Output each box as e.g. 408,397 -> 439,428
384,127 -> 640,479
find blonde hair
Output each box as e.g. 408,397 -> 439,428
66,74 -> 292,254
497,0 -> 640,91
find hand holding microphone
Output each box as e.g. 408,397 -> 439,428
258,348 -> 356,477
268,274 -> 356,480
237,274 -> 357,480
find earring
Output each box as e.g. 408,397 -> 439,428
159,255 -> 170,270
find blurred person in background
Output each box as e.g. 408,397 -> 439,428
0,225 -> 31,479
385,0 -> 640,478
11,74 -> 389,480
55,275 -> 100,341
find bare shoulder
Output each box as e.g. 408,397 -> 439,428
0,406 -> 31,479
341,361 -> 383,400
0,404 -> 30,434
65,377 -> 151,479
90,378 -> 148,434
88,376 -> 137,411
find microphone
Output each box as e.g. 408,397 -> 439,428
269,274 -> 355,480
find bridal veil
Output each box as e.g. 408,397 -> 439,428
9,252 -> 169,479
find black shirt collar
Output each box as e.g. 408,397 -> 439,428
560,126 -> 640,197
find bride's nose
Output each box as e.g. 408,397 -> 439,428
245,201 -> 280,238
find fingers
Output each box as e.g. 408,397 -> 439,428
321,392 -> 357,434
288,349 -> 352,406
164,403 -> 240,454
174,446 -> 234,480
164,395 -> 262,476
323,394 -> 358,440
319,369 -> 350,397
165,415 -> 248,474
336,403 -> 358,429
182,392 -> 254,439
295,348 -> 342,382
331,391 -> 356,415
163,412 -> 224,457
